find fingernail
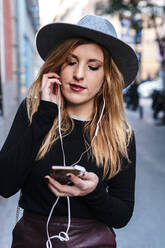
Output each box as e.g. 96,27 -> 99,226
44,176 -> 49,181
44,178 -> 49,183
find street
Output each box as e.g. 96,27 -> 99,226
116,103 -> 165,248
0,101 -> 165,248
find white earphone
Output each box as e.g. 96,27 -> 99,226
46,84 -> 105,248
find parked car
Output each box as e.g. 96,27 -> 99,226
137,80 -> 163,98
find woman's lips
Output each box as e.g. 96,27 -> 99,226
69,83 -> 86,92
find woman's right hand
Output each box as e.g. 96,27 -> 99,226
40,72 -> 62,105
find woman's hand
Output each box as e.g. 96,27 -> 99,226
40,72 -> 62,105
45,172 -> 99,197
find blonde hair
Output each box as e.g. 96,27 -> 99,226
27,38 -> 132,179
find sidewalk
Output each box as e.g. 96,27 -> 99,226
128,97 -> 165,126
0,193 -> 20,248
116,102 -> 165,248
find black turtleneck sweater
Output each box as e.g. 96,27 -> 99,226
0,99 -> 136,228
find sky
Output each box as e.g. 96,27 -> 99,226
39,0 -> 89,25
39,0 -> 61,25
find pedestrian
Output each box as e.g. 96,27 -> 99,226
125,81 -> 139,110
0,14 -> 138,248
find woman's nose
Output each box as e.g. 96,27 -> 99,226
73,65 -> 84,81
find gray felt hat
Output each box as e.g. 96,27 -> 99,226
36,14 -> 139,87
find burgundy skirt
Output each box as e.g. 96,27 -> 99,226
12,211 -> 116,248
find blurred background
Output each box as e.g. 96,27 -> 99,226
0,0 -> 165,247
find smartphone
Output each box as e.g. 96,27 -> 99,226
50,165 -> 86,185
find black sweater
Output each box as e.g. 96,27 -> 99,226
0,99 -> 136,228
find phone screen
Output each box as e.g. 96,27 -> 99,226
50,166 -> 84,185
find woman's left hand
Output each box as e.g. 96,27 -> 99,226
45,172 -> 99,197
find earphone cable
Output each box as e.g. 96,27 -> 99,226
46,86 -> 105,247
70,93 -> 105,167
46,86 -> 71,247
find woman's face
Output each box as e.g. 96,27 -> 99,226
60,43 -> 104,111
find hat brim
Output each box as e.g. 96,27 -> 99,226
36,23 -> 139,87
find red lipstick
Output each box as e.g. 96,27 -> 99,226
69,83 -> 86,92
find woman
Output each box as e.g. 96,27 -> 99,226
0,15 -> 138,248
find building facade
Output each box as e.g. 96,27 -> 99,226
0,0 -> 40,148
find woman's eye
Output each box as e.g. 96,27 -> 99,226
89,66 -> 99,71
68,61 -> 76,66
66,58 -> 76,66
